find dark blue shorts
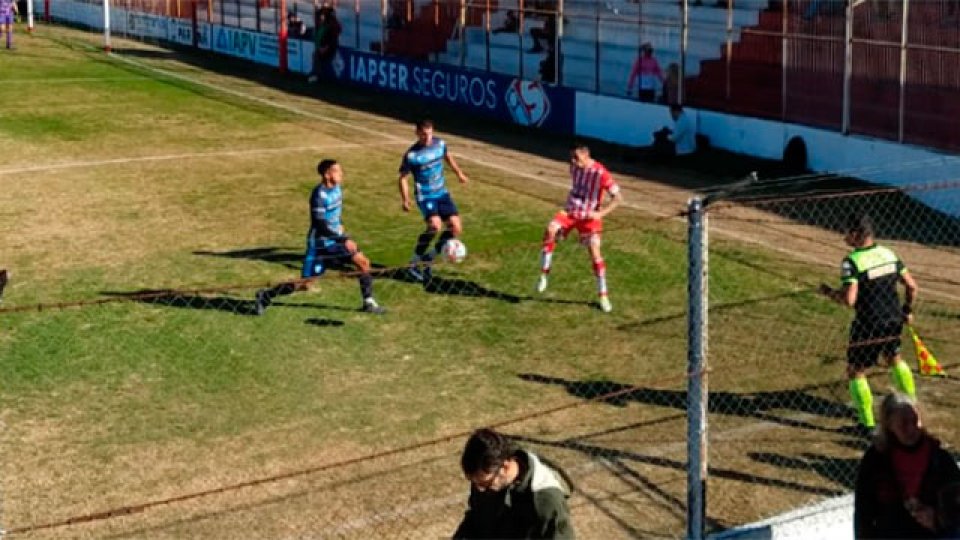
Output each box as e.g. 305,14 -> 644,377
1,14 -> 12,25
418,193 -> 459,221
302,231 -> 354,278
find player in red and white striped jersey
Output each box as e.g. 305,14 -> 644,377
536,144 -> 623,313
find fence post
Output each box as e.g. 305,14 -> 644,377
103,0 -> 112,52
26,0 -> 34,31
781,0 -> 788,120
842,0 -> 853,134
687,196 -> 709,540
192,0 -> 198,46
278,0 -> 288,72
679,0 -> 688,104
898,0 -> 909,142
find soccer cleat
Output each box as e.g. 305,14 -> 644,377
536,274 -> 548,293
254,289 -> 271,316
0,269 -> 7,304
599,295 -> 613,313
362,298 -> 386,314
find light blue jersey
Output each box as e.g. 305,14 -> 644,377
309,182 -> 344,249
399,138 -> 448,202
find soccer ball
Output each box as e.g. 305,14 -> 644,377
442,238 -> 467,263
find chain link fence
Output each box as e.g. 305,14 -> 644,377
694,177 -> 960,536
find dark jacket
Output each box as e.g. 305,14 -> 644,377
453,450 -> 574,539
854,435 -> 960,539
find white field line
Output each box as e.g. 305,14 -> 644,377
0,143 -> 396,176
106,52 -> 960,305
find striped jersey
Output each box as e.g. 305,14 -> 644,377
0,0 -> 14,16
564,161 -> 619,220
399,138 -> 448,202
309,182 -> 344,248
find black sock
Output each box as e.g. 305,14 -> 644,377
415,230 -> 436,258
359,273 -> 373,300
434,230 -> 454,256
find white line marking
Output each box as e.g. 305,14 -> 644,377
0,143 -> 395,176
106,53 -> 960,303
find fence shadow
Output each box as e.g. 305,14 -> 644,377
749,451 -> 860,490
518,373 -> 851,433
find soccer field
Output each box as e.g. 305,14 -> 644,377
2,26 -> 959,538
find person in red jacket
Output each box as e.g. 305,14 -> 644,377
854,393 -> 960,539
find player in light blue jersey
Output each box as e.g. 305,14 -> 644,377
255,159 -> 385,315
0,0 -> 18,50
398,118 -> 469,282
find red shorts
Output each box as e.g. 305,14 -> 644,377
551,211 -> 602,243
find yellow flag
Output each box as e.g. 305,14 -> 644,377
908,326 -> 945,377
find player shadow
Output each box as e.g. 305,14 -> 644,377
748,452 -> 861,490
374,266 -> 529,304
102,289 -> 262,316
518,373 -> 851,434
101,289 -> 354,319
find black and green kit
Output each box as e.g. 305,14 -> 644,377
840,243 -> 907,368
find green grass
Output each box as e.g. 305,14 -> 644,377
2,26 -> 959,538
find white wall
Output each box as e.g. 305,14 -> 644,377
575,93 -> 673,147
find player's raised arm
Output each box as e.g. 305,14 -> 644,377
444,152 -> 469,185
398,171 -> 412,212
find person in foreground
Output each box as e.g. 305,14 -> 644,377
255,159 -> 385,315
854,393 -> 960,539
453,428 -> 574,539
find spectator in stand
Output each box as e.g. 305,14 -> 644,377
493,10 -> 519,34
309,4 -> 342,83
854,393 -> 960,539
528,13 -> 556,53
651,103 -> 696,161
626,43 -> 665,103
659,62 -> 680,105
287,11 -> 307,39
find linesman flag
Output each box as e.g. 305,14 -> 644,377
908,326 -> 945,377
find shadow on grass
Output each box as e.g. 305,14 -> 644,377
749,452 -> 860,490
510,432 -> 845,535
101,290 -> 354,321
102,289 -> 261,316
518,373 -> 851,432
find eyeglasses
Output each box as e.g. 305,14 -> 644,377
469,463 -> 505,492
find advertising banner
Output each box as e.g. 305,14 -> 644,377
329,47 -> 575,134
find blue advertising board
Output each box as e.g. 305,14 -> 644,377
328,47 -> 575,134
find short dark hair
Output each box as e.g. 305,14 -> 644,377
570,142 -> 590,154
317,159 -> 338,177
461,428 -> 519,476
416,118 -> 434,130
669,103 -> 683,113
846,213 -> 874,237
